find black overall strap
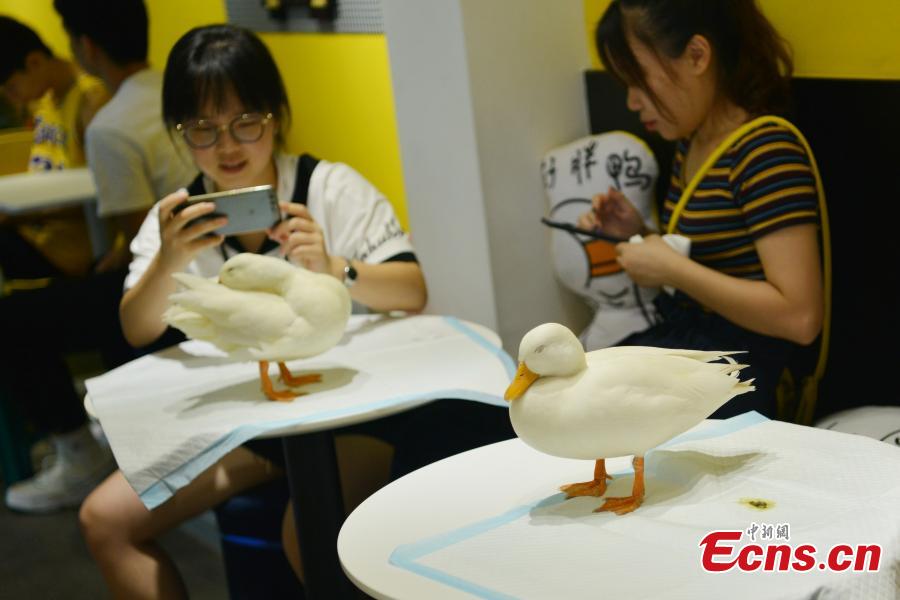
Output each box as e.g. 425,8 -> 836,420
292,153 -> 320,205
186,173 -> 205,196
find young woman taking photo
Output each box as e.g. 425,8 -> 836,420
80,24 -> 425,598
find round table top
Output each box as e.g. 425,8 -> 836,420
339,418 -> 900,599
339,437 -> 558,599
0,167 -> 95,212
84,318 -> 503,437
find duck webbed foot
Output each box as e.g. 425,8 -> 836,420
277,362 -> 322,388
596,494 -> 643,515
561,459 -> 612,498
595,456 -> 645,515
259,361 -> 298,402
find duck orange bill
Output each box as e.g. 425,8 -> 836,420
504,362 -> 540,401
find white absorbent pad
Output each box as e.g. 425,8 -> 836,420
85,315 -> 514,508
391,415 -> 900,599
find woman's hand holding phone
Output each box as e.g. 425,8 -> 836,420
157,189 -> 226,272
269,201 -> 335,275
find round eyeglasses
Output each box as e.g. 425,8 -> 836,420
176,112 -> 273,149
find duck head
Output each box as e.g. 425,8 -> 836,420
219,253 -> 295,292
504,323 -> 587,401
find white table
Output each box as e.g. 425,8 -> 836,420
339,418 -> 900,599
246,318 -> 505,600
0,168 -> 107,257
86,315 -> 512,599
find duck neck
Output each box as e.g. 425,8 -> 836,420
571,354 -> 588,375
549,353 -> 587,378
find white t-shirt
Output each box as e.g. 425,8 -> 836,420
125,153 -> 414,289
85,69 -> 196,218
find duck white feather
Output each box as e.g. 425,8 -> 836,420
164,253 -> 351,362
507,323 -> 754,460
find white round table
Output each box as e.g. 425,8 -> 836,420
84,315 -> 510,600
339,418 -> 900,599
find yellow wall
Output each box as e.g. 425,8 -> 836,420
584,0 -> 900,80
0,0 -> 225,68
0,0 -> 408,227
263,33 -> 406,227
0,1 -> 70,58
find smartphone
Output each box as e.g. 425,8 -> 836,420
540,217 -> 625,244
177,185 -> 281,235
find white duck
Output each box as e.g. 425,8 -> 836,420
504,323 -> 754,515
164,253 -> 351,401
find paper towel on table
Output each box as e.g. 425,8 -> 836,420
393,418 -> 900,600
85,315 -> 514,509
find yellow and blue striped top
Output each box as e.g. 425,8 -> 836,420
663,122 -> 820,280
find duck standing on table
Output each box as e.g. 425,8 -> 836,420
505,323 -> 754,515
164,252 -> 351,401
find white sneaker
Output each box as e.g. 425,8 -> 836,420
5,427 -> 116,513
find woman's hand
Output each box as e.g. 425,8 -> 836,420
157,189 -> 226,272
269,202 -> 335,274
616,234 -> 682,287
576,187 -> 646,239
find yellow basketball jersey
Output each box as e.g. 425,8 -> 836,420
28,72 -> 106,171
18,72 -> 108,276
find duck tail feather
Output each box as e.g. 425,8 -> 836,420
171,272 -> 218,289
717,362 -> 749,377
735,378 -> 756,393
679,349 -> 749,363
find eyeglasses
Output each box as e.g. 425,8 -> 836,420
176,112 -> 273,149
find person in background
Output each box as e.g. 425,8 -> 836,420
1,0 -> 195,513
79,24 -> 426,598
0,92 -> 26,129
578,0 -> 824,418
0,15 -> 109,280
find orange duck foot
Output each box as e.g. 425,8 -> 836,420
259,361 -> 306,402
560,478 -> 610,498
595,494 -> 644,515
561,459 -> 612,498
594,456 -> 645,515
277,362 -> 322,388
262,386 -> 297,402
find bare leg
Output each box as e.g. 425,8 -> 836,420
560,459 -> 612,498
80,447 -> 280,599
281,502 -> 304,582
596,456 -> 645,515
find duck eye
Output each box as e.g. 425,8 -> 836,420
535,345 -> 545,354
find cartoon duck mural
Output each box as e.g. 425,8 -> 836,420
541,131 -> 662,350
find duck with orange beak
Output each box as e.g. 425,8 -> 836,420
504,323 -> 754,514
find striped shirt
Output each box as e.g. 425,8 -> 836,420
662,122 -> 819,281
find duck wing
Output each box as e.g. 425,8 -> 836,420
248,316 -> 315,361
167,285 -> 295,351
587,345 -> 745,364
587,353 -> 752,448
522,353 -> 753,459
170,272 -> 221,291
246,271 -> 351,361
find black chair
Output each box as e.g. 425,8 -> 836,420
213,478 -> 305,599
